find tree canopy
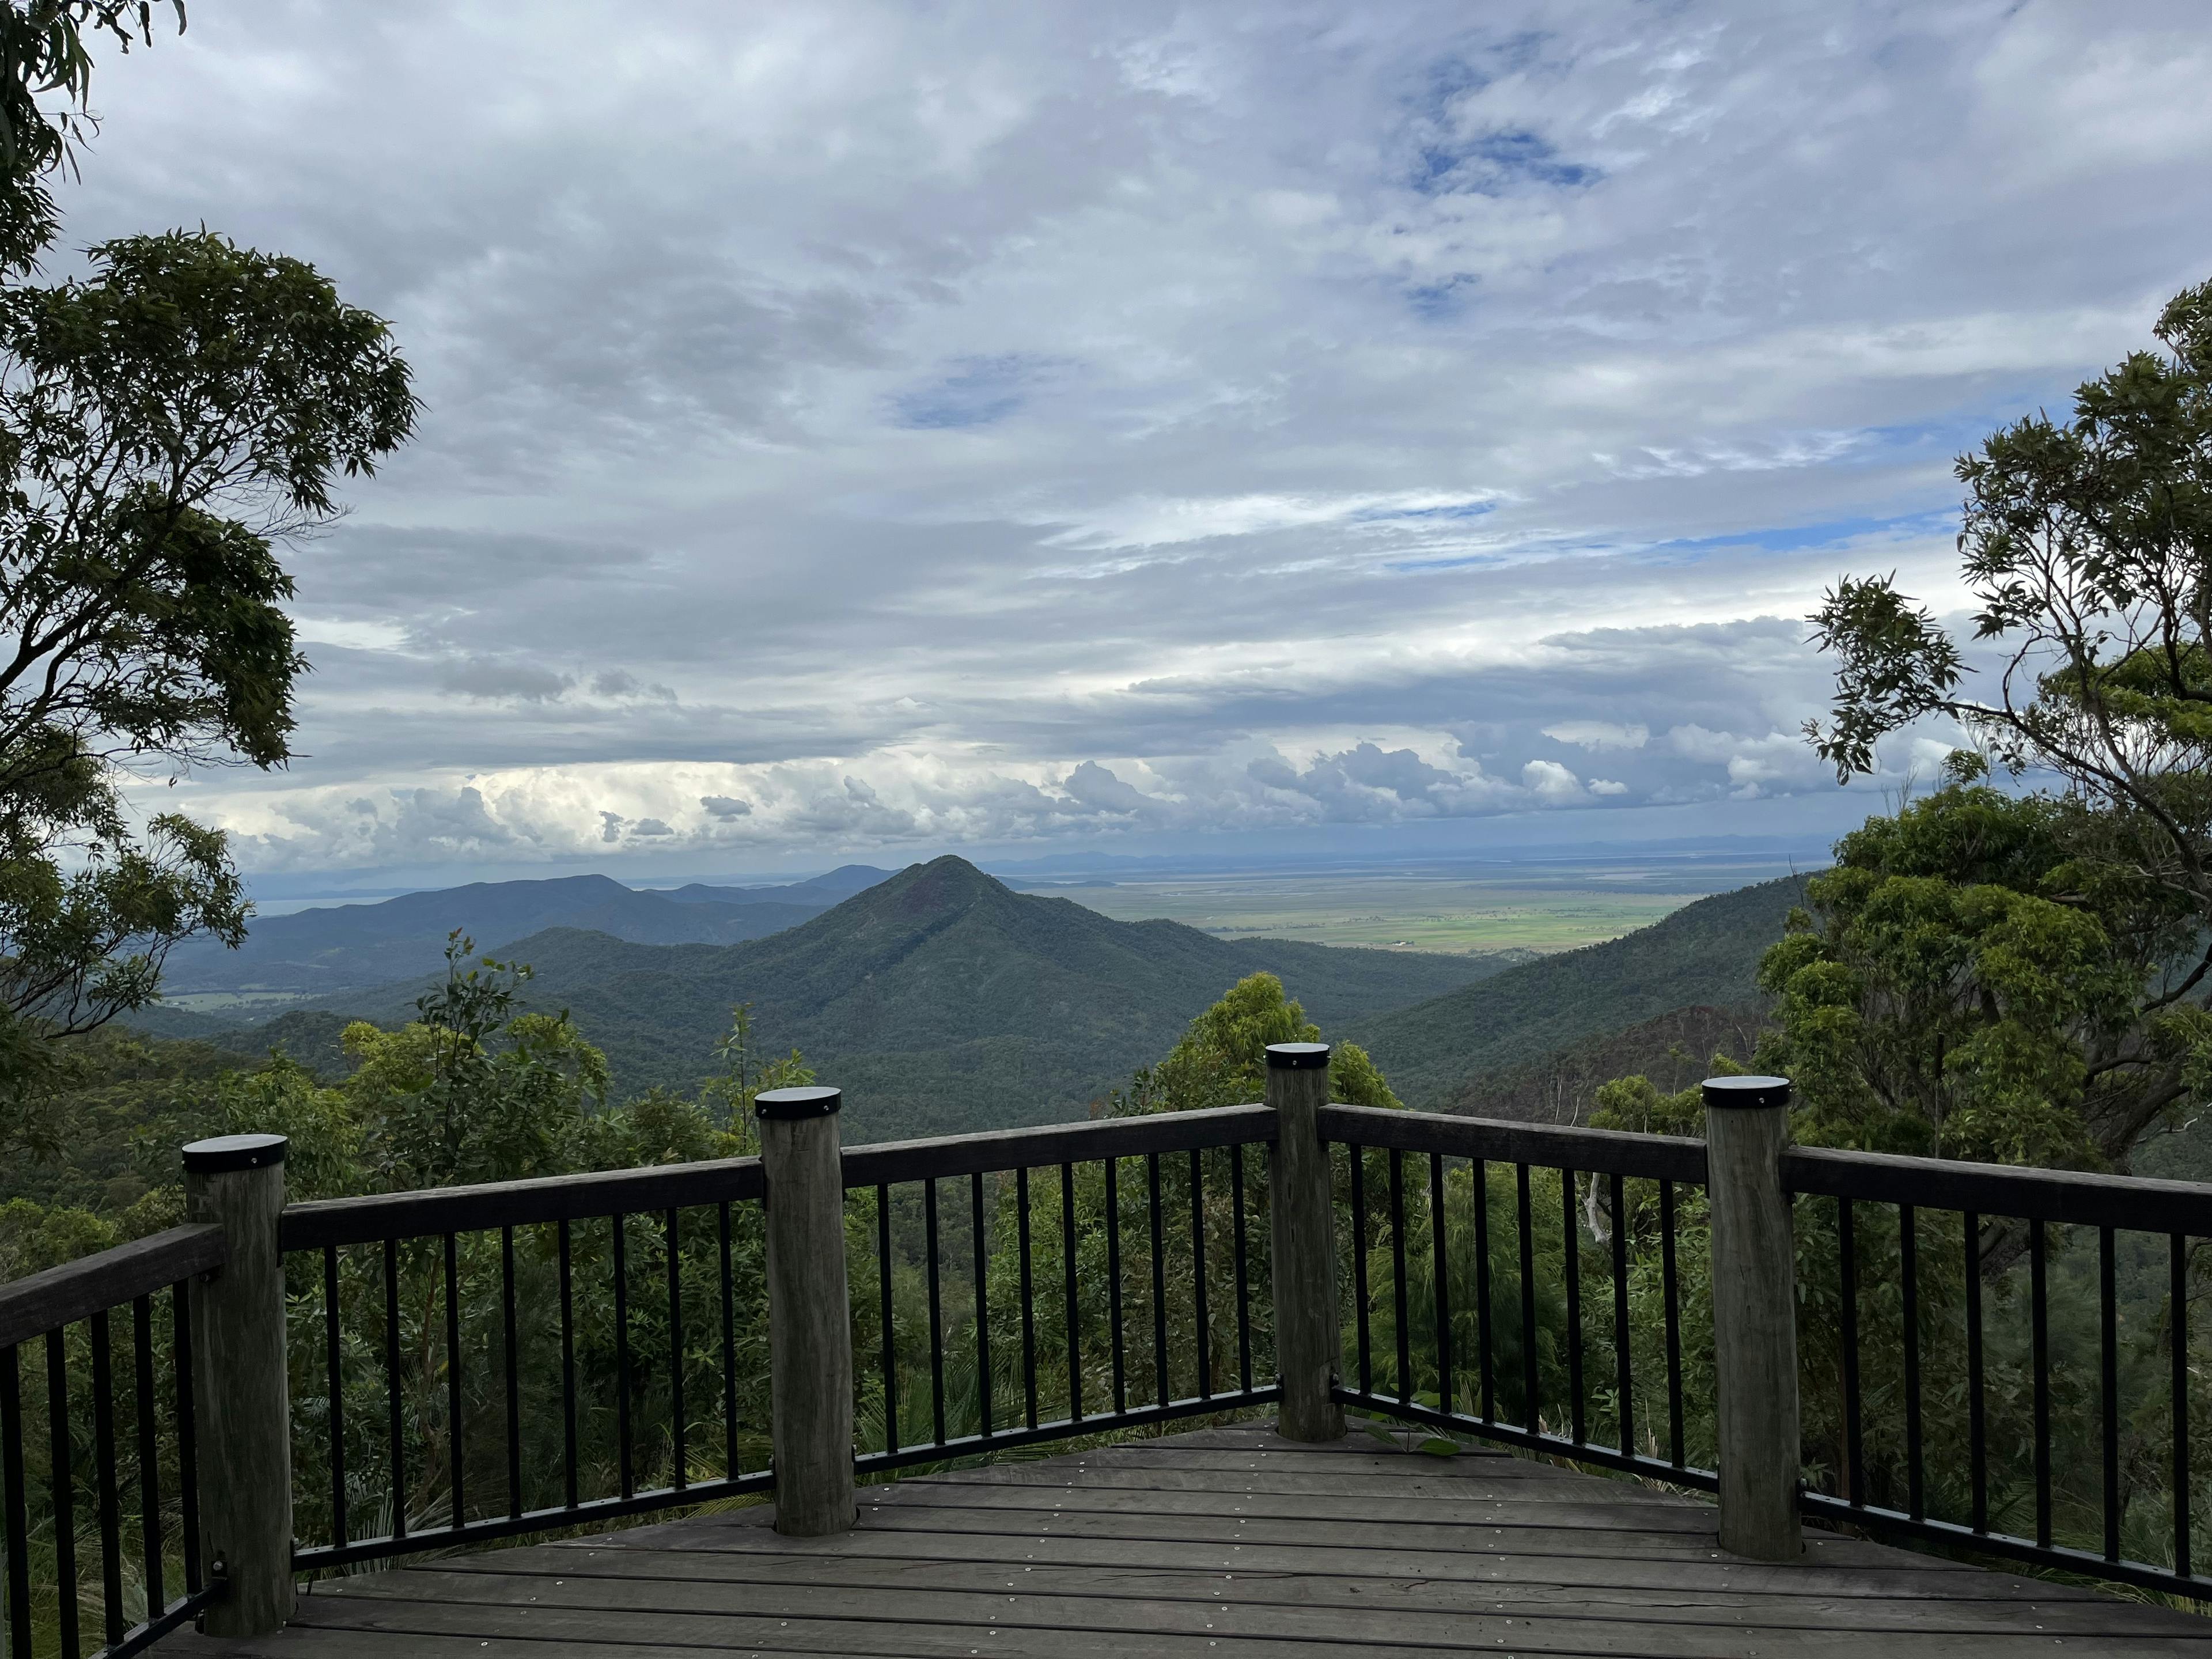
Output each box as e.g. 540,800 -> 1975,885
0,2 -> 184,274
1808,279 -> 2212,958
0,232 -> 415,1141
1787,278 -> 2212,1170
1108,971 -> 1400,1115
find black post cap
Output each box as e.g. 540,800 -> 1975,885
755,1085 -> 842,1120
181,1133 -> 289,1174
1701,1075 -> 1791,1110
1266,1043 -> 1331,1070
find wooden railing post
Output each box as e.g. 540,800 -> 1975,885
1267,1043 -> 1344,1442
756,1085 -> 855,1536
181,1132 -> 294,1636
1704,1075 -> 1803,1561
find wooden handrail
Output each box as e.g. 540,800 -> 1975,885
282,1156 -> 767,1249
840,1102 -> 1274,1187
0,1223 -> 226,1350
1318,1103 -> 1709,1183
1781,1144 -> 2212,1234
279,1103 -> 1281,1249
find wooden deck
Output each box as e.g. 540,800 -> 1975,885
190,1422 -> 2212,1658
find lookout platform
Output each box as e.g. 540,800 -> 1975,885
191,1422 -> 2211,1658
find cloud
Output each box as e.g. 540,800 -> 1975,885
71,1 -> 2208,878
435,659 -> 573,703
1545,721 -> 1648,752
1521,759 -> 1586,801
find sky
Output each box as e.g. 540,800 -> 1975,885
58,0 -> 2212,889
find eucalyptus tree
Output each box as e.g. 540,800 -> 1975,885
1797,279 -> 2212,1168
0,234 -> 416,1137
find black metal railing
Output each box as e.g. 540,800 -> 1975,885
846,1104 -> 1280,1474
279,1157 -> 776,1570
1319,1104 -> 1717,1493
0,1226 -> 225,1658
1782,1145 -> 2212,1600
16,1073 -> 2212,1646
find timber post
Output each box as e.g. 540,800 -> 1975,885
182,1132 -> 296,1637
1267,1042 -> 1345,1441
756,1084 -> 857,1536
1704,1074 -> 1804,1561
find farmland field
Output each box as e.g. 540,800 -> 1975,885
1011,853 -> 1809,957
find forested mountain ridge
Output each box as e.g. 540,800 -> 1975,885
235,855 -> 1506,1138
1343,873 -> 1813,1109
154,866 -> 894,996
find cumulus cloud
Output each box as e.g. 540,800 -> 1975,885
75,1 -> 2206,877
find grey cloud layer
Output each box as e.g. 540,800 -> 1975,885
63,0 -> 2212,872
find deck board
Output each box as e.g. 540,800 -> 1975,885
184,1421 -> 2212,1658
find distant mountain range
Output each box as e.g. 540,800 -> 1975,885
155,865 -> 893,996
132,858 -> 1820,1140
138,858 -> 1507,1138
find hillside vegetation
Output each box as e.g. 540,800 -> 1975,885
1444,1002 -> 1768,1124
142,857 -> 1505,1139
1343,873 -> 1812,1108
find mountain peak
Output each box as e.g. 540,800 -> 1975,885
883,855 -> 1010,915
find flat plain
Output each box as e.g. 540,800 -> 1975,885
1016,853 -> 1809,956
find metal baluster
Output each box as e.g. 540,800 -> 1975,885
1060,1164 -> 1082,1422
2,1346 -> 29,1656
324,1243 -> 347,1548
1106,1156 -> 1127,1414
1660,1180 -> 1683,1468
1475,1159 -> 1495,1423
2173,1232 -> 2191,1578
719,1203 -> 739,1476
1517,1163 -> 1539,1434
971,1172 -> 993,1439
1430,1152 -> 1452,1416
1018,1166 -> 1039,1427
445,1232 -> 465,1529
1148,1152 -> 1168,1407
1965,1210 -> 1985,1533
502,1226 -> 522,1517
92,1308 -> 123,1647
1901,1204 -> 1922,1521
2101,1224 -> 2120,1562
1350,1147 -> 1371,1395
132,1296 -> 164,1620
2032,1217 -> 2051,1550
613,1214 -> 634,1499
172,1281 -> 200,1592
1840,1198 -> 1863,1503
666,1208 -> 686,1490
1191,1148 -> 1211,1400
1388,1149 -> 1410,1403
47,1328 -> 76,1656
877,1183 -> 897,1456
558,1218 -> 578,1510
1562,1169 -> 1584,1445
384,1236 -> 406,1541
1609,1172 -> 1631,1457
927,1179 -> 948,1444
1231,1146 -> 1253,1395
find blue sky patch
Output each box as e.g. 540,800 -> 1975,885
891,355 -> 1051,430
